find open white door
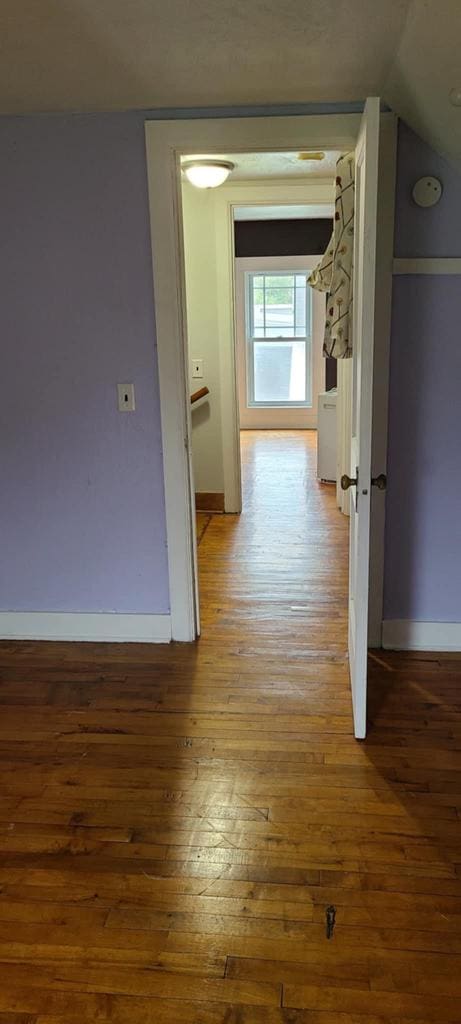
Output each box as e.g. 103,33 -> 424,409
345,97 -> 381,739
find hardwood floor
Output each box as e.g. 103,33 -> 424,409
0,429 -> 460,1022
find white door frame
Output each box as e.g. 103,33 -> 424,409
368,113 -> 398,646
144,112 -> 394,642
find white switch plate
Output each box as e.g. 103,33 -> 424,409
117,383 -> 135,412
192,359 -> 204,379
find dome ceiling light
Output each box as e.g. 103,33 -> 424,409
182,160 -> 235,189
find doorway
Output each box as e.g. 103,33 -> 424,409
145,107 -> 396,737
181,171 -> 336,518
144,114 -> 360,649
182,167 -> 345,648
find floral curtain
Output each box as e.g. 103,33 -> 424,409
308,152 -> 355,359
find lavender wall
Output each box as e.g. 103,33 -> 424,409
0,101 -> 359,620
384,123 -> 461,622
2,110 -> 458,624
393,123 -> 461,258
0,114 -> 169,613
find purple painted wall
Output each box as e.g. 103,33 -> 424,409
0,114 -> 169,613
394,123 -> 461,259
384,123 -> 461,622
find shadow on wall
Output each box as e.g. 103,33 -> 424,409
384,276 -> 461,625
191,401 -> 212,430
384,120 -> 461,627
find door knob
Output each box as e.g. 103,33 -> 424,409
341,474 -> 357,491
371,473 -> 387,490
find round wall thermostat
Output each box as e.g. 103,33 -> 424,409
412,176 -> 442,207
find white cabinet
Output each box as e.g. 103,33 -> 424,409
317,389 -> 337,482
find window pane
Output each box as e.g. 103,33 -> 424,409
265,288 -> 293,304
253,341 -> 306,403
252,284 -> 264,330
264,275 -> 294,288
248,271 -> 309,341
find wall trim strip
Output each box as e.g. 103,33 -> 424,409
0,613 -> 172,644
383,619 -> 461,652
393,258 -> 461,275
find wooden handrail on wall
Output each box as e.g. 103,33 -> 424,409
190,386 -> 209,405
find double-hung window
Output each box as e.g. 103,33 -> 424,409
245,271 -> 312,408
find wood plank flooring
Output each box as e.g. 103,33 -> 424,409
0,429 -> 460,1023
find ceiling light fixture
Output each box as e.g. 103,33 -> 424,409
182,160 -> 235,189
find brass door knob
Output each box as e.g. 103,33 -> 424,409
341,474 -> 357,491
371,473 -> 387,490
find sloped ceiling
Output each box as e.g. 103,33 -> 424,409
0,0 -> 410,112
384,0 -> 461,171
0,0 -> 459,169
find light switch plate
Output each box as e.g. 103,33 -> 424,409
117,383 -> 135,412
192,359 -> 204,379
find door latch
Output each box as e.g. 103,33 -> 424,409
371,473 -> 387,490
340,473 -> 357,491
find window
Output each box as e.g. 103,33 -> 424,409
245,271 -> 312,407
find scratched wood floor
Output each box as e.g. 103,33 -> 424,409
0,429 -> 460,1023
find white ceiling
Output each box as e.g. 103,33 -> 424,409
0,0 -> 409,112
181,151 -> 342,180
226,151 -> 341,180
0,0 -> 459,170
233,204 -> 334,221
385,0 -> 461,170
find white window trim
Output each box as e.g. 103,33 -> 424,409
235,255 -> 326,429
246,270 -> 312,408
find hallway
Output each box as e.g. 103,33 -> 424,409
197,430 -> 349,657
0,432 -> 460,1020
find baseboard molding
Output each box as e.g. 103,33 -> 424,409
195,492 -> 225,512
383,619 -> 461,652
0,612 -> 172,644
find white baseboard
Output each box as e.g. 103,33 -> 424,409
383,619 -> 461,652
0,612 -> 172,644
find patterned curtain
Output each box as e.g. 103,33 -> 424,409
308,153 -> 355,359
